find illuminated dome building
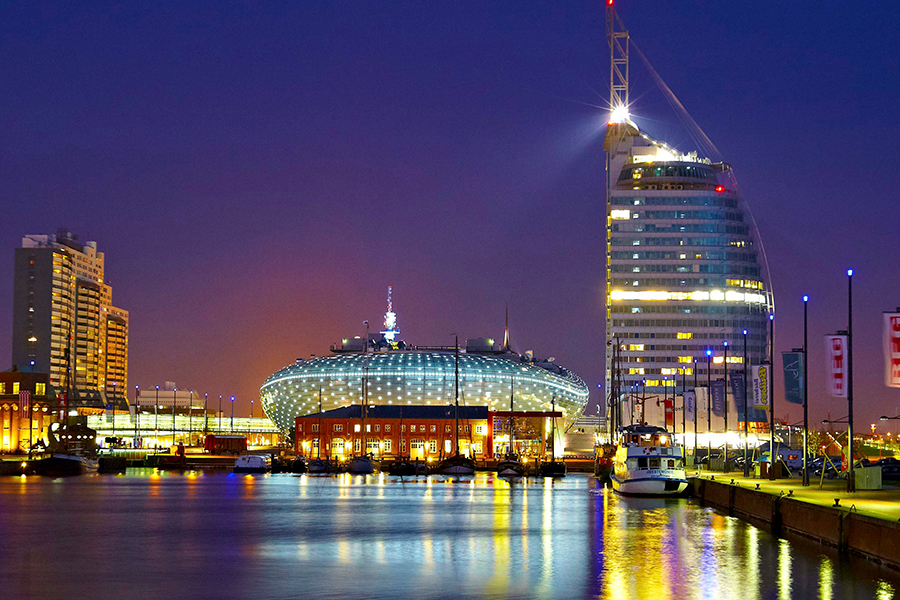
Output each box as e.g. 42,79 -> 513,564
260,337 -> 589,434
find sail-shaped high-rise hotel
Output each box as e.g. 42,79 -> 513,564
603,4 -> 773,429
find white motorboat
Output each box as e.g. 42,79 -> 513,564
233,454 -> 271,474
610,425 -> 688,495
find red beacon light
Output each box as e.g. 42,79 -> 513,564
715,185 -> 725,193
607,0 -> 614,5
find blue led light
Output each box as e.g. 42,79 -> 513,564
803,295 -> 809,302
706,349 -> 712,356
847,269 -> 853,277
743,329 -> 748,335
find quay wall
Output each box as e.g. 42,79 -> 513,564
689,478 -> 900,570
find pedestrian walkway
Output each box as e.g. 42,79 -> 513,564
692,471 -> 900,522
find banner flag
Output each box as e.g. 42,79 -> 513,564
19,390 -> 30,415
825,335 -> 849,398
106,402 -> 114,423
684,390 -> 696,422
782,351 -> 804,405
886,313 -> 900,388
664,399 -> 674,427
752,364 -> 772,409
730,376 -> 744,419
711,380 -> 726,417
695,387 -> 708,413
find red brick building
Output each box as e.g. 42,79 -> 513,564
0,370 -> 55,453
295,404 -> 561,462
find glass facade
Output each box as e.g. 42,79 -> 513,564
260,351 -> 589,433
605,130 -> 772,404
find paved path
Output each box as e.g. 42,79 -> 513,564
691,471 -> 900,522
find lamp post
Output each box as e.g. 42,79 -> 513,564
769,313 -> 775,481
847,269 -> 855,492
706,349 -> 712,469
802,295 -> 810,486
112,381 -> 117,449
204,393 -> 209,435
723,340 -> 729,473
681,368 -> 686,441
742,329 -> 750,477
218,395 -> 222,433
230,396 -> 235,434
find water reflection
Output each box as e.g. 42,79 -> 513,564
0,472 -> 897,599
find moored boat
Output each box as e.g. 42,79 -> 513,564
610,424 -> 688,496
539,394 -> 566,478
347,454 -> 376,474
497,453 -> 526,477
233,454 -> 271,474
436,453 -> 475,475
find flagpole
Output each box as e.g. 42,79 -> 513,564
743,329 -> 749,477
723,341 -> 729,473
769,313 -> 775,480
802,295 -> 810,486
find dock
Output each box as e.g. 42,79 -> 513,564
690,473 -> 900,570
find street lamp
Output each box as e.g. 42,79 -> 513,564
768,313 -> 775,481
742,329 -> 749,477
135,385 -> 140,448
846,268 -> 855,492
880,416 -> 900,421
230,396 -> 235,434
802,294 -> 810,486
155,385 -> 160,451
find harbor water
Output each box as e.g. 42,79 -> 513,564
1,471 -> 898,599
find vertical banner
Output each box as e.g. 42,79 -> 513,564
782,351 -> 804,405
684,390 -> 696,422
752,364 -> 771,409
19,390 -> 30,415
886,312 -> 900,388
664,398 -> 674,427
106,402 -> 114,423
730,376 -> 745,421
695,387 -> 709,413
825,335 -> 849,398
711,380 -> 726,417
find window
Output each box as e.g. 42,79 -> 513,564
445,424 -> 451,433
385,424 -> 391,432
464,426 -> 470,433
12,383 -> 19,394
638,457 -> 648,469
472,442 -> 483,454
429,440 -> 437,453
401,439 -> 407,453
333,424 -> 343,432
366,424 -> 371,432
649,458 -> 660,469
354,439 -> 361,453
475,425 -> 485,435
419,425 -> 425,432
313,439 -> 319,450
36,382 -> 46,396
312,424 -> 319,432
401,424 -> 406,432
0,383 -> 5,394
374,424 -> 380,432
430,425 -> 436,433
384,439 -> 392,453
354,424 -> 361,432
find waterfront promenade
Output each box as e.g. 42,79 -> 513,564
692,472 -> 900,521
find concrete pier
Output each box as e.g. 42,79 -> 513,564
690,474 -> 900,570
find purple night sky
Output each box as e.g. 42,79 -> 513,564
2,2 -> 899,428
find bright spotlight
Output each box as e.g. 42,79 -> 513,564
608,105 -> 630,124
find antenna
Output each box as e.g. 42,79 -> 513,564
380,285 -> 400,343
503,305 -> 511,352
607,1 -> 629,115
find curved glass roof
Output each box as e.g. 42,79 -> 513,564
260,351 -> 590,432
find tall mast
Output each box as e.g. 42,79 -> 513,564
362,320 -> 369,456
604,0 -> 630,434
317,386 -> 323,459
454,334 -> 460,455
550,393 -> 556,463
509,377 -> 515,457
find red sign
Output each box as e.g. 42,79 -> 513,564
825,335 -> 848,398
886,314 -> 900,388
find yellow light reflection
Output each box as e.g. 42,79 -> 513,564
818,555 -> 833,600
778,539 -> 792,600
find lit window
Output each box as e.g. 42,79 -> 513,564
36,383 -> 46,396
419,425 -> 425,432
374,424 -> 380,432
628,344 -> 644,351
354,439 -> 361,453
312,424 -> 319,432
12,383 -> 20,394
475,425 -> 485,435
445,424 -> 451,433
384,439 -> 392,453
429,440 -> 437,453
444,440 -> 452,453
611,209 -> 631,220
333,424 -> 343,432
676,332 -> 693,340
354,424 -> 361,432
401,439 -> 407,452
385,424 -> 391,432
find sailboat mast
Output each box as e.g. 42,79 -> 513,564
509,377 -> 515,456
454,334 -> 460,455
317,386 -> 323,459
551,393 -> 556,463
362,320 -> 369,456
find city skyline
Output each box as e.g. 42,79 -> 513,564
2,1 -> 899,427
